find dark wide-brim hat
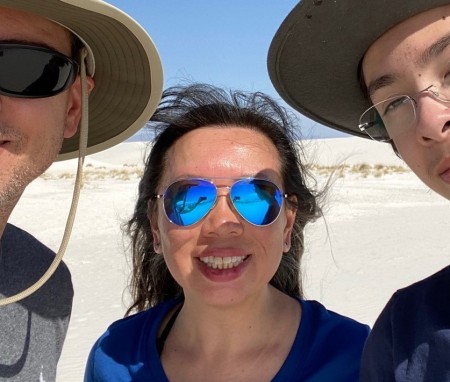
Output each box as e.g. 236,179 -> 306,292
268,0 -> 450,139
0,0 -> 163,160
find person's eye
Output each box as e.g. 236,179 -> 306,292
443,68 -> 450,86
382,96 -> 409,116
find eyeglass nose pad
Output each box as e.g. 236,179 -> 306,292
429,89 -> 439,97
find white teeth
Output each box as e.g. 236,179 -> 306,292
200,255 -> 247,269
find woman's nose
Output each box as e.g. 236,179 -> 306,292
200,192 -> 243,237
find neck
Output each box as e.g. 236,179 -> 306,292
161,286 -> 301,382
0,212 -> 11,239
0,192 -> 21,238
174,286 -> 299,355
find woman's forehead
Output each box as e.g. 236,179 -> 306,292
162,126 -> 282,181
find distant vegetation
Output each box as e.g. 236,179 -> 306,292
40,162 -> 410,182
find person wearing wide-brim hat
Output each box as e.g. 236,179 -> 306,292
268,1 -> 450,381
0,1 -> 162,380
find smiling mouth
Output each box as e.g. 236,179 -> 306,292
199,255 -> 249,270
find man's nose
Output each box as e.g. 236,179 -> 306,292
414,94 -> 450,144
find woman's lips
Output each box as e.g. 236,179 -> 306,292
197,249 -> 251,281
199,255 -> 249,270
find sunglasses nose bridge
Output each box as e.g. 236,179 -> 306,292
215,185 -> 231,197
204,185 -> 243,222
213,185 -> 234,212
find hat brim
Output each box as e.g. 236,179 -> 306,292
268,0 -> 450,139
0,0 -> 163,160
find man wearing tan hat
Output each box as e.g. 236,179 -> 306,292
0,1 -> 162,380
268,1 -> 450,381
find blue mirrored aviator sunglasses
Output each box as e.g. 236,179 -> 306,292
0,44 -> 79,98
154,178 -> 289,227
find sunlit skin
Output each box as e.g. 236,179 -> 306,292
151,126 -> 301,381
362,5 -> 450,201
0,7 -> 94,235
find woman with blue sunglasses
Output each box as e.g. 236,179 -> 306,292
85,84 -> 369,381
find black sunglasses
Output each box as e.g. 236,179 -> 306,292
0,43 -> 79,98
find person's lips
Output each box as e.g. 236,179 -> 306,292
437,156 -> 450,184
0,139 -> 10,148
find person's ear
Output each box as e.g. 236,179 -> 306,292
152,231 -> 162,254
283,195 -> 297,253
148,201 -> 163,254
63,75 -> 95,138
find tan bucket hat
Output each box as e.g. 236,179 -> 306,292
268,0 -> 450,139
0,0 -> 163,160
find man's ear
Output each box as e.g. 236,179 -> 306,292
64,75 -> 95,138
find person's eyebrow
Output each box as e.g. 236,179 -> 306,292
0,38 -> 59,53
418,32 -> 450,66
366,74 -> 398,98
366,32 -> 450,98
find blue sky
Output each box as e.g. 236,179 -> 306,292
108,0 -> 347,139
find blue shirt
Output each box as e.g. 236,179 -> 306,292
361,265 -> 450,382
85,298 -> 369,381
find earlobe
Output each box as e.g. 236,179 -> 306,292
63,75 -> 95,138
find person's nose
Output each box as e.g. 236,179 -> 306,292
200,189 -> 243,237
414,95 -> 450,144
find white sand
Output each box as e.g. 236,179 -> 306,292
8,137 -> 450,381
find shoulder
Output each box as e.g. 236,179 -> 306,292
361,266 -> 450,380
300,299 -> 369,355
1,224 -> 73,316
362,265 -> 450,336
302,299 -> 370,338
378,265 -> 450,321
394,265 -> 450,300
280,299 -> 369,381
86,298 -> 179,374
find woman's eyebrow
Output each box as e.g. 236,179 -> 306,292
418,32 -> 450,66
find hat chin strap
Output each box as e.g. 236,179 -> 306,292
0,48 -> 89,306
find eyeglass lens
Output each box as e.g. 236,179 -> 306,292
359,96 -> 416,141
162,178 -> 284,227
0,44 -> 78,98
359,85 -> 450,142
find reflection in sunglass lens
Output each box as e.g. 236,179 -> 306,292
162,178 -> 284,227
163,179 -> 217,226
231,179 -> 282,225
0,44 -> 78,98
